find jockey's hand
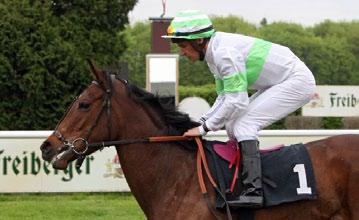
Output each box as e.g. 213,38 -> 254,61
183,127 -> 201,137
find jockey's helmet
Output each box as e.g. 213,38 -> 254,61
162,10 -> 215,40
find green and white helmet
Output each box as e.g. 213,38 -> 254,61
162,10 -> 215,40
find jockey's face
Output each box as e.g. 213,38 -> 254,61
177,40 -> 201,62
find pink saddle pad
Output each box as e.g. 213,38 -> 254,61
213,140 -> 238,162
213,140 -> 284,163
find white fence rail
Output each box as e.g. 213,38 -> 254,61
0,130 -> 358,193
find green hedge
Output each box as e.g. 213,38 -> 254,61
178,84 -> 217,105
322,117 -> 344,129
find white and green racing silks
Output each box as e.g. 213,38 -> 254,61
215,73 -> 247,95
215,39 -> 272,95
246,39 -> 272,87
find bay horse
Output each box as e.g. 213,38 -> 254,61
40,61 -> 359,220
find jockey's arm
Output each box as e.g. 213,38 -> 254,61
203,47 -> 249,132
199,94 -> 225,124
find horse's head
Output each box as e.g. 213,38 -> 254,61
40,60 -> 126,170
41,60 -> 200,170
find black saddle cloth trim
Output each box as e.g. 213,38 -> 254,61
203,140 -> 318,210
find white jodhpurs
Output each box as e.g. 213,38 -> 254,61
226,60 -> 316,142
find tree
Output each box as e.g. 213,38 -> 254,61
312,21 -> 359,84
258,22 -> 316,57
119,21 -> 151,87
258,22 -> 358,85
211,15 -> 259,36
303,37 -> 357,85
0,0 -> 136,130
260,17 -> 267,26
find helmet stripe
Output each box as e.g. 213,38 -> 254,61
174,25 -> 214,36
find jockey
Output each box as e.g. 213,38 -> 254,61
163,10 -> 316,207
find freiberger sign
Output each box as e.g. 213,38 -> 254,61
302,86 -> 359,117
0,131 -> 128,193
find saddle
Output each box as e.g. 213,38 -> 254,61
202,140 -> 318,209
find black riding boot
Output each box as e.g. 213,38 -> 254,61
227,140 -> 263,208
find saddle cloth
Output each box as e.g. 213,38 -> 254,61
203,140 -> 318,209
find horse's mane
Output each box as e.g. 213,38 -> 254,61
125,83 -> 200,136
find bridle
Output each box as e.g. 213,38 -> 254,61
53,72 -> 119,168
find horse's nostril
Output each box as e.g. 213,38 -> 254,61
40,141 -> 57,161
40,141 -> 51,152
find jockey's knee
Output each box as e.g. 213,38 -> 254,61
233,123 -> 259,142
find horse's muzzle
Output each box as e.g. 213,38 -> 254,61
40,140 -> 75,170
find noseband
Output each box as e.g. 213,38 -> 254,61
53,130 -> 89,155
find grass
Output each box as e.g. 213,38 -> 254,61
0,192 -> 145,220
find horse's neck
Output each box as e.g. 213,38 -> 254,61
112,98 -> 202,216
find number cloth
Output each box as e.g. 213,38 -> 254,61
204,140 -> 318,208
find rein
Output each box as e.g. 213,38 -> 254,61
87,135 -> 193,148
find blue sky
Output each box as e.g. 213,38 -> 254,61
129,0 -> 359,26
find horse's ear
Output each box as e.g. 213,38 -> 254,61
87,59 -> 108,87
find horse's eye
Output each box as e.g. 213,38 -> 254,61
78,102 -> 90,110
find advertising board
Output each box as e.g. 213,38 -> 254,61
0,131 -> 128,193
302,86 -> 359,116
